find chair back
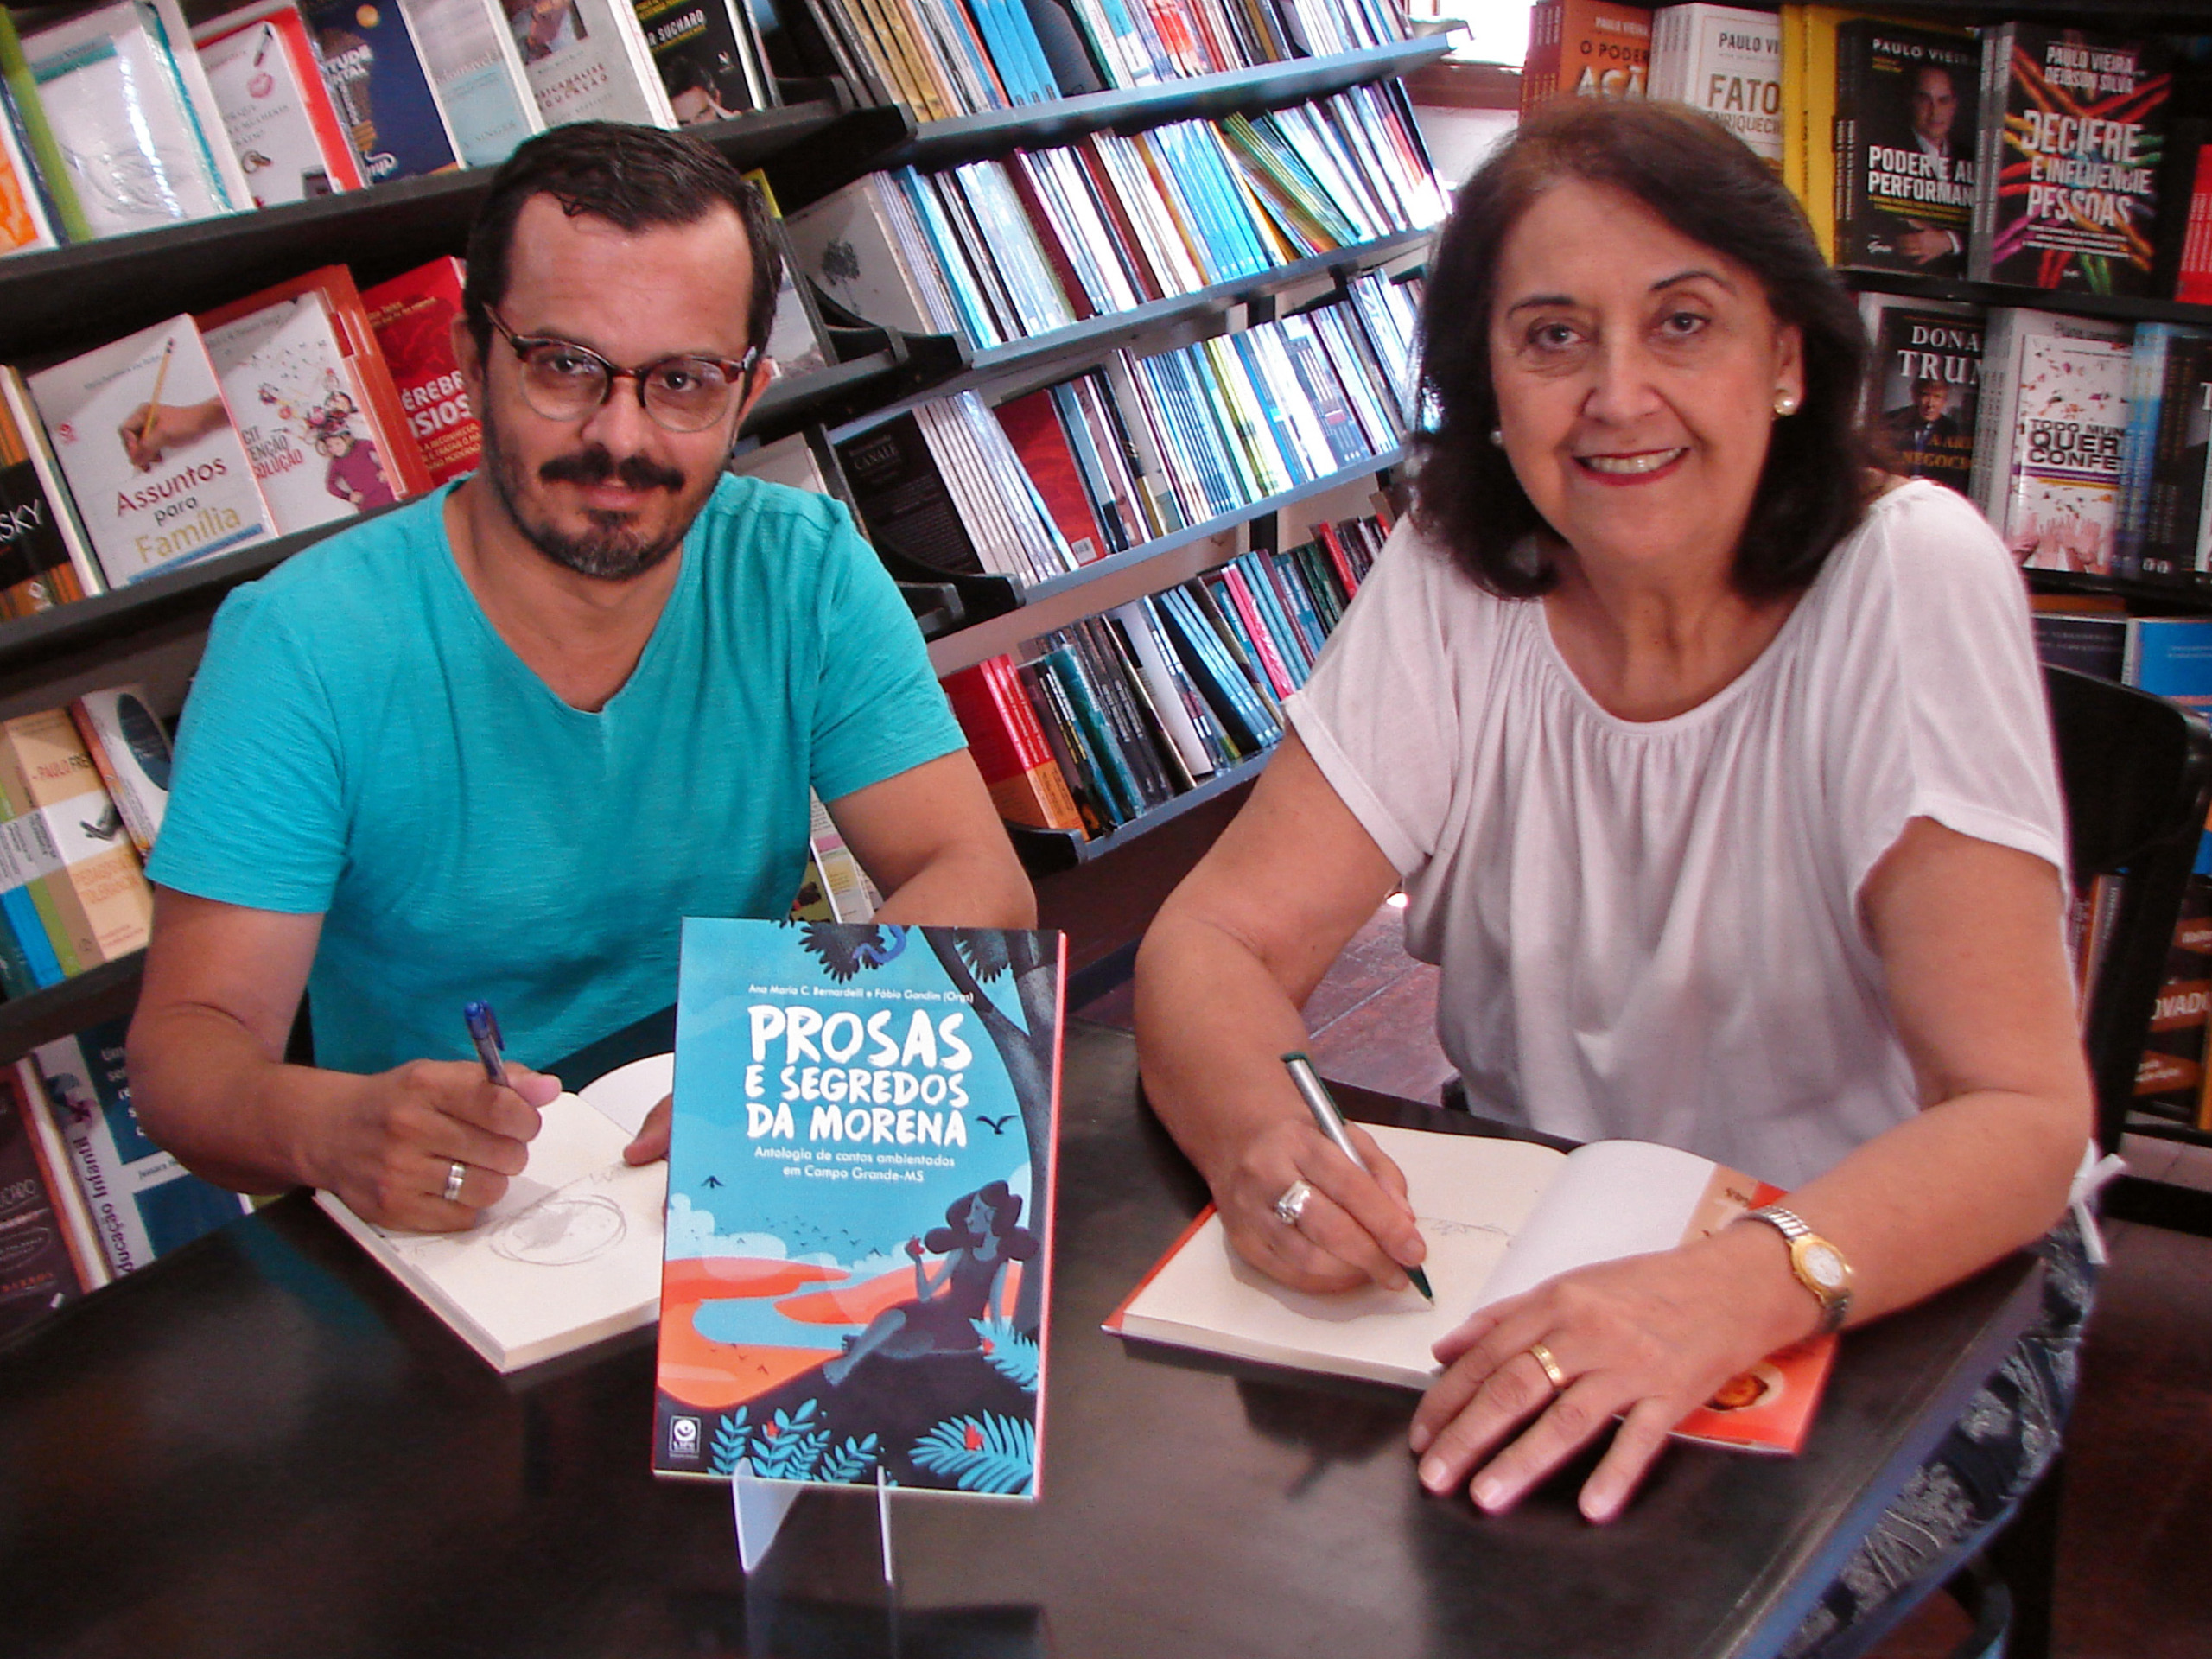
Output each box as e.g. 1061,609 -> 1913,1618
2044,664 -> 2212,1153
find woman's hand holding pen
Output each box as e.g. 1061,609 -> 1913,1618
309,1059 -> 559,1232
1207,1109 -> 1428,1296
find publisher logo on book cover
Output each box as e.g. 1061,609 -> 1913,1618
668,1414 -> 702,1462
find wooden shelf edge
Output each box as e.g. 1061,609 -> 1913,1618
1012,750 -> 1273,874
2027,569 -> 2212,613
0,954 -> 143,1070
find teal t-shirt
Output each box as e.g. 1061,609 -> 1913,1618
148,474 -> 966,1078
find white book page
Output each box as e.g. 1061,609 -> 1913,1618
1116,1125 -> 1566,1388
1474,1138 -> 1721,1310
319,1081 -> 667,1370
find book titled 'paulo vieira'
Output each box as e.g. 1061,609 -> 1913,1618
1108,1126 -> 1837,1455
656,919 -> 1064,1497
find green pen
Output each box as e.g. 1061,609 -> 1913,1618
1281,1051 -> 1434,1303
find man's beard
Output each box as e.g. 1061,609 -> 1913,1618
481,411 -> 710,581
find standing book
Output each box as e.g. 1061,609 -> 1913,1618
0,86 -> 58,254
191,2 -> 367,206
1832,20 -> 1978,277
510,0 -> 677,130
1108,1123 -> 1837,1454
299,0 -> 465,184
362,257 -> 481,486
655,918 -> 1064,1495
0,374 -> 97,619
27,1020 -> 253,1279
1972,307 -> 2131,575
1648,4 -> 1781,167
69,685 -> 172,860
0,1064 -> 100,1343
22,0 -> 254,238
1859,291 -> 1982,496
0,708 -> 156,976
1972,25 -> 2170,295
397,0 -> 544,167
26,315 -> 273,588
314,1053 -> 674,1372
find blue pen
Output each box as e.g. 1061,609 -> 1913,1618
464,1001 -> 507,1086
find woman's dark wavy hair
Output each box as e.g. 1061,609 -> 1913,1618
1411,99 -> 1878,601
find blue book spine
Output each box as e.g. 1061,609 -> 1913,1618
2118,323 -> 2173,576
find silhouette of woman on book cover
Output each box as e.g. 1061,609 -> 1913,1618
823,1181 -> 1039,1386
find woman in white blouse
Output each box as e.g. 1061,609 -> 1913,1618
1133,99 -> 2091,1637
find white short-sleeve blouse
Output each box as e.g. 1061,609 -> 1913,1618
1287,480 -> 2068,1187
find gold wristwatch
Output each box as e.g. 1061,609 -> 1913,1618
1742,1206 -> 1853,1335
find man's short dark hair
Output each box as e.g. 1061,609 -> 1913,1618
462,122 -> 781,370
1410,99 -> 1877,602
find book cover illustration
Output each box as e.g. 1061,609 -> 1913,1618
31,1017 -> 251,1278
506,0 -> 674,128
1862,295 -> 1981,494
201,292 -> 398,534
1834,22 -> 1977,276
27,315 -> 271,588
633,0 -> 762,124
1981,27 -> 2170,295
70,685 -> 171,859
397,0 -> 543,168
362,257 -> 481,485
656,919 -> 1064,1497
23,0 -> 242,237
2003,329 -> 2130,574
299,0 -> 462,184
194,10 -> 363,207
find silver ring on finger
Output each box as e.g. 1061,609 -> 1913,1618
442,1160 -> 467,1204
1273,1178 -> 1315,1226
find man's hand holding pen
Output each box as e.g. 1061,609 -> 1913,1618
306,1057 -> 559,1233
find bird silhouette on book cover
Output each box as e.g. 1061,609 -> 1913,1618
655,918 -> 1064,1497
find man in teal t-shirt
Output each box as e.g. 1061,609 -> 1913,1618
128,124 -> 1033,1234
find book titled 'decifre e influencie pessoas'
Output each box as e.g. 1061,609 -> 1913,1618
654,919 -> 1065,1496
1107,1126 -> 1837,1454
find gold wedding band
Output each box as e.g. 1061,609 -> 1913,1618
442,1160 -> 467,1204
1528,1340 -> 1568,1393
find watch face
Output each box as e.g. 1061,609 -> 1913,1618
1802,1243 -> 1847,1290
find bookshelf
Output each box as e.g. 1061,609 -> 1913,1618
0,32 -> 1447,1064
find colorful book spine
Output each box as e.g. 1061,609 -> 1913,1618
29,1019 -> 253,1278
0,709 -> 156,975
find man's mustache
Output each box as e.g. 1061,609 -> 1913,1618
538,446 -> 686,493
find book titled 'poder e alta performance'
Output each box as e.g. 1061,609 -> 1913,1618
654,919 -> 1065,1498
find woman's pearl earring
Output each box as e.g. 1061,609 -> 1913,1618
1489,428 -> 1504,447
1773,392 -> 1799,417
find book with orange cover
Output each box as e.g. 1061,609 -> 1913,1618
361,257 -> 480,487
1554,1 -> 1652,103
1108,1123 -> 1838,1456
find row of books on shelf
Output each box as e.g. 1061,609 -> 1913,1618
0,689 -> 170,1004
944,506 -> 1387,839
0,1011 -> 258,1345
1859,289 -> 2212,585
798,273 -> 1417,584
0,257 -> 481,603
1522,3 -> 2212,305
2034,604 -> 2212,1135
783,83 -> 1445,349
0,0 -> 783,257
808,0 -> 1404,121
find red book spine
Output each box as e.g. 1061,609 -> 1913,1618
1313,520 -> 1360,598
2180,146 -> 2212,304
1218,565 -> 1297,698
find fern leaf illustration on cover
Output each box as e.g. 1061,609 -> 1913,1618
655,918 -> 1064,1498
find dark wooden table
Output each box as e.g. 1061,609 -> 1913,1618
0,1020 -> 2039,1659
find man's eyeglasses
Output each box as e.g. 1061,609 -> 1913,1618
486,306 -> 762,434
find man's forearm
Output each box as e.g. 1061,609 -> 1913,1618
128,1004 -> 361,1195
872,844 -> 1037,929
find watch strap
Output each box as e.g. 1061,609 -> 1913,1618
1743,1205 -> 1853,1335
